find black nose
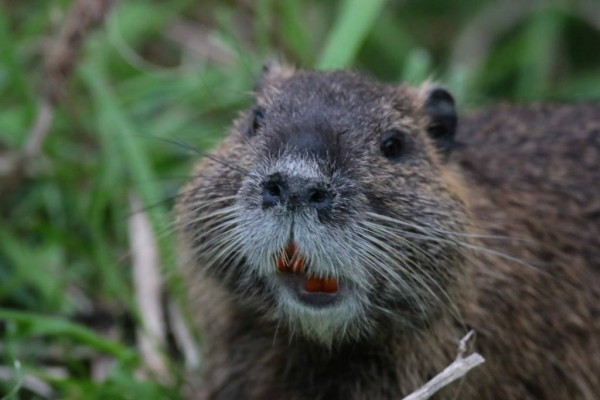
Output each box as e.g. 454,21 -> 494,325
261,173 -> 286,208
260,173 -> 334,212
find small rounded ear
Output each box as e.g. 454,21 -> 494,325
423,86 -> 458,156
254,59 -> 295,92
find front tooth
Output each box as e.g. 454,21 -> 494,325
276,256 -> 286,271
305,277 -> 324,293
322,278 -> 338,293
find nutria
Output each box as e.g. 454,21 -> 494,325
176,63 -> 600,399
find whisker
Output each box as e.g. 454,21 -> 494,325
357,220 -> 467,329
365,211 -> 529,243
364,210 -> 578,289
138,134 -> 250,175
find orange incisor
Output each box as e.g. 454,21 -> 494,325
305,277 -> 338,293
276,242 -> 304,273
276,242 -> 338,293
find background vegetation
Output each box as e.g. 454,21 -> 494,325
1,0 -> 599,398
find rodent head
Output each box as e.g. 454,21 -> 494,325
177,62 -> 469,346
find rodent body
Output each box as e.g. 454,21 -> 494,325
176,64 -> 600,399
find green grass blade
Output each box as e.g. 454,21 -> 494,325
317,0 -> 388,69
279,0 -> 314,65
0,10 -> 34,118
402,48 -> 432,85
516,9 -> 563,100
0,309 -> 136,361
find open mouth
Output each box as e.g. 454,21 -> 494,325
275,242 -> 341,307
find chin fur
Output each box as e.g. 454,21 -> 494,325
271,281 -> 372,346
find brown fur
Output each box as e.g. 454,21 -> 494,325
457,104 -> 600,398
176,65 -> 600,399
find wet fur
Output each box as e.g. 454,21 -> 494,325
176,66 -> 600,399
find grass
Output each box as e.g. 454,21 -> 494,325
0,0 -> 599,398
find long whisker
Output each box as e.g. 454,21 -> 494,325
364,210 -> 578,289
357,219 -> 467,328
366,211 -> 530,243
138,134 -> 250,175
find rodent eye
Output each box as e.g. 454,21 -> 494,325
380,130 -> 406,160
247,107 -> 265,137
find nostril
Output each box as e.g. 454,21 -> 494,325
308,188 -> 329,204
261,174 -> 286,208
308,186 -> 333,212
265,181 -> 281,197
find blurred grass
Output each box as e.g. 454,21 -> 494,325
317,0 -> 388,69
0,0 -> 599,398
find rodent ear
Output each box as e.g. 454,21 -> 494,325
422,85 -> 458,156
254,59 -> 295,92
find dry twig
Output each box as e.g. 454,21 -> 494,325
167,299 -> 201,370
402,331 -> 485,400
128,193 -> 170,383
